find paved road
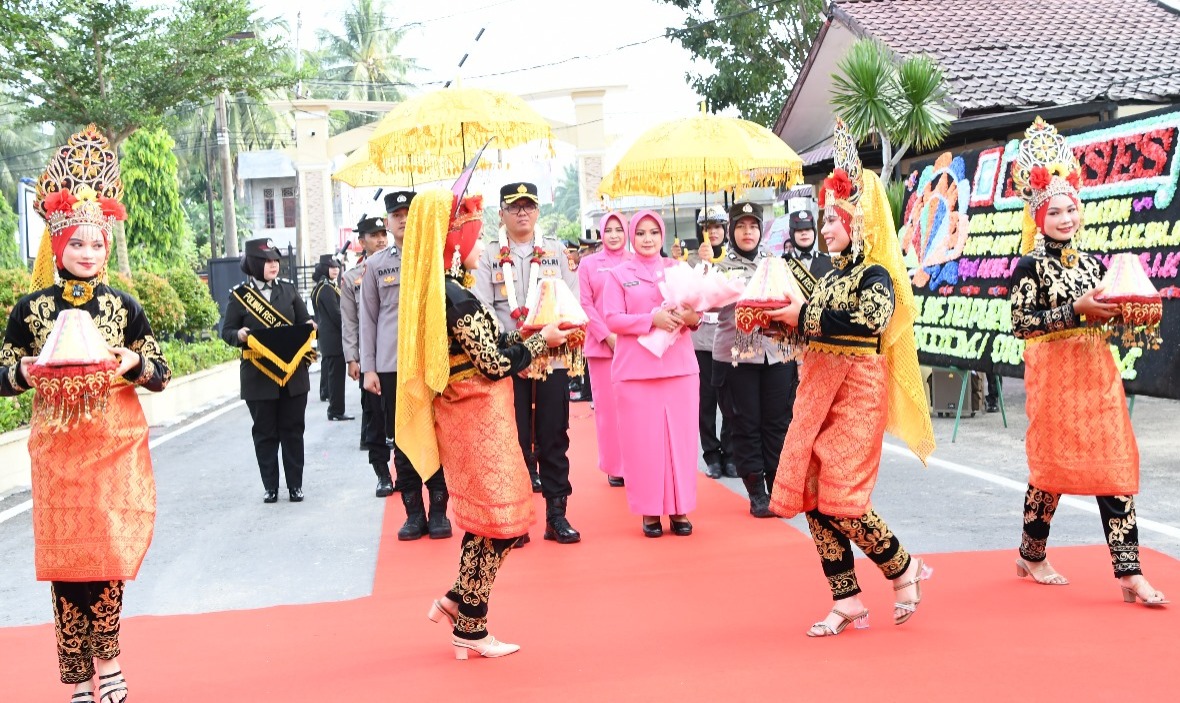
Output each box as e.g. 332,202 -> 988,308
1,371 -> 1177,627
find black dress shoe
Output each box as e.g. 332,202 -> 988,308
669,518 -> 693,536
704,461 -> 723,479
985,399 -> 999,413
514,534 -> 530,548
289,488 -> 304,502
263,490 -> 278,504
607,475 -> 625,487
724,462 -> 739,478
529,473 -> 542,493
642,518 -> 663,538
328,414 -> 355,421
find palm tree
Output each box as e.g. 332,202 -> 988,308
830,38 -> 952,186
315,0 -> 417,133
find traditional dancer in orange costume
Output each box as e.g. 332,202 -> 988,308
0,126 -> 171,702
766,120 -> 936,637
1007,117 -> 1166,606
396,188 -> 571,659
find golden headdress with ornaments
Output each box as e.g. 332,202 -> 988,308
1012,117 -> 1083,256
822,119 -> 935,465
31,125 -> 127,290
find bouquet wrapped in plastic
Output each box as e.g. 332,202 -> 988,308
26,309 -> 119,431
521,277 -> 590,378
733,257 -> 806,362
637,262 -> 746,358
1094,252 -> 1163,349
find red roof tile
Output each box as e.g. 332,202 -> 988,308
834,0 -> 1180,113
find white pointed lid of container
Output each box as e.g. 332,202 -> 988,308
523,277 -> 589,328
1099,252 -> 1160,299
737,257 -> 803,304
35,309 -> 117,366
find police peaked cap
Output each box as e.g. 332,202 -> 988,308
500,182 -> 539,204
383,190 -> 415,213
244,237 -> 282,260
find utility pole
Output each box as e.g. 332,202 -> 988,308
204,129 -> 218,260
216,91 -> 238,257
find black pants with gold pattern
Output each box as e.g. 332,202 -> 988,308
445,533 -> 516,640
50,580 -> 125,684
1019,485 -> 1142,577
806,509 -> 912,600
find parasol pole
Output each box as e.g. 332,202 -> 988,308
461,122 -> 467,164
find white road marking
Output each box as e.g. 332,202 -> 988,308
0,400 -> 246,525
882,442 -> 1180,540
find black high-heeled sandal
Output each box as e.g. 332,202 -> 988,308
98,670 -> 127,703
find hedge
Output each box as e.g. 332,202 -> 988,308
0,339 -> 240,434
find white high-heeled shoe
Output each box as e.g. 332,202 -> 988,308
426,599 -> 457,627
452,634 -> 520,660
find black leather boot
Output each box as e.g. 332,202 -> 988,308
742,473 -> 774,518
527,462 -> 542,493
373,463 -> 394,498
397,489 -> 428,541
543,496 -> 581,543
427,488 -> 453,539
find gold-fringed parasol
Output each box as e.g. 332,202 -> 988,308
367,85 -> 554,172
598,112 -> 804,198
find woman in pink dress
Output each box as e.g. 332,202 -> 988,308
578,211 -> 630,487
602,211 -> 701,537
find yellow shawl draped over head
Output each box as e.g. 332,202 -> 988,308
395,189 -> 453,480
860,169 -> 937,465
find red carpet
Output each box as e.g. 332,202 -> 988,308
2,406 -> 1177,701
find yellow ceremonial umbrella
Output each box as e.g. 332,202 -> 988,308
367,85 -> 553,172
598,112 -> 804,198
332,143 -> 473,189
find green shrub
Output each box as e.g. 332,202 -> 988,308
0,392 -> 33,433
159,339 -> 239,378
165,267 -> 219,337
129,271 -> 185,338
110,272 -> 137,298
0,267 -> 32,338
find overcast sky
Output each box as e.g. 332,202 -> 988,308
254,0 -> 711,163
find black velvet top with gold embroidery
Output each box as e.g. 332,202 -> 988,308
798,254 -> 895,355
445,276 -> 548,383
1009,239 -> 1104,340
0,282 -> 171,396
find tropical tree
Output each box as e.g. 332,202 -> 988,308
0,193 -> 20,268
657,0 -> 826,127
830,39 -> 952,186
314,0 -> 417,133
0,0 -> 294,273
120,127 -> 193,270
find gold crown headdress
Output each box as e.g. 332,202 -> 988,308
31,125 -> 126,289
1013,117 -> 1083,255
818,119 -> 866,257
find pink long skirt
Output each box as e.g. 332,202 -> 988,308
614,374 -> 700,516
587,357 -> 623,478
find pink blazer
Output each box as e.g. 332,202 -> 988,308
603,258 -> 699,382
578,249 -> 630,359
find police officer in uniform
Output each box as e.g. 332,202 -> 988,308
713,202 -> 796,518
360,193 -> 453,540
342,214 -> 389,465
474,182 -> 581,544
312,254 -> 352,421
782,209 -> 833,285
220,238 -> 315,503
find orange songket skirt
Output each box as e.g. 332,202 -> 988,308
770,351 -> 889,519
28,384 -> 156,581
1023,330 -> 1138,495
434,374 -> 535,539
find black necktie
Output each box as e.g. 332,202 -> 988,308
260,281 -> 274,291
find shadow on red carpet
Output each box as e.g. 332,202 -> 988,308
2,406 -> 1176,701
